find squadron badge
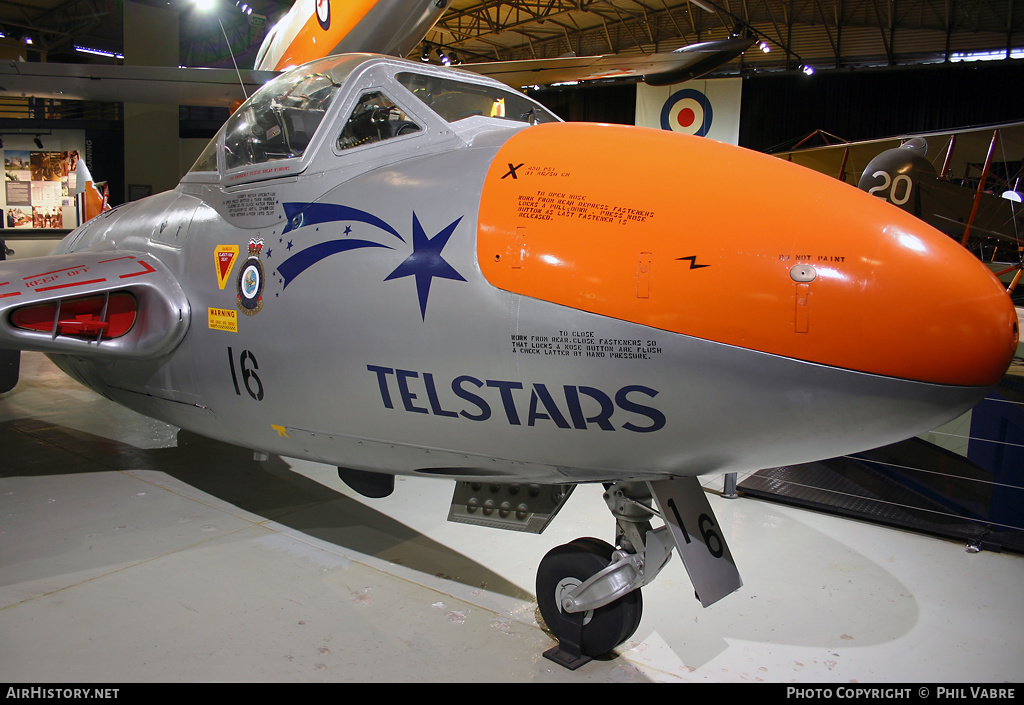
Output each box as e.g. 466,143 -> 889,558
237,238 -> 265,316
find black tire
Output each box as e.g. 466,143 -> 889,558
536,537 -> 643,657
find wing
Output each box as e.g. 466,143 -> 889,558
0,36 -> 749,108
0,251 -> 190,359
459,37 -> 753,88
0,60 -> 276,108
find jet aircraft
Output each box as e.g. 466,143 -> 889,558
254,0 -> 753,86
0,53 -> 1017,668
0,0 -> 753,107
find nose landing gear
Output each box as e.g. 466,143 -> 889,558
536,537 -> 644,669
536,478 -> 743,669
447,476 -> 742,669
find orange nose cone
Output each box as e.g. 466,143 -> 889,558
478,123 -> 1018,387
861,221 -> 1018,386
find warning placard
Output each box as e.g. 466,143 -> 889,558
208,307 -> 238,333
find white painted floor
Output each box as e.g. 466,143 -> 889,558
1,353 -> 1021,683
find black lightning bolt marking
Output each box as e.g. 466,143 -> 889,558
677,256 -> 710,270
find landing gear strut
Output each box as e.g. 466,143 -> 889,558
536,537 -> 644,669
536,482 -> 669,668
535,479 -> 743,669
447,476 -> 742,669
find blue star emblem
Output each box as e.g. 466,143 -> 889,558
385,214 -> 465,319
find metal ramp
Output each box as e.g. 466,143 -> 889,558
739,437 -> 1024,555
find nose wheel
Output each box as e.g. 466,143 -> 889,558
536,537 -> 643,669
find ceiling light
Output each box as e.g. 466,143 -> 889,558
75,46 -> 124,59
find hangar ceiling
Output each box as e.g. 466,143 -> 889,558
1,0 -> 1021,77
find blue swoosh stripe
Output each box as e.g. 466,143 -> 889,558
282,202 -> 405,242
278,239 -> 393,289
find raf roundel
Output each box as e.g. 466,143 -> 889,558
237,238 -> 265,316
316,0 -> 331,30
660,88 -> 713,136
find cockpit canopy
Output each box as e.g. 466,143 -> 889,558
188,54 -> 559,182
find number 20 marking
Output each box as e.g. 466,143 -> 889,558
867,170 -> 913,206
228,347 -> 264,401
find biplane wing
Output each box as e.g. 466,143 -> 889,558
772,122 -> 1024,263
772,121 -> 1024,192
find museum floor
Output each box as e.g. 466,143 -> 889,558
1,352 -> 1020,683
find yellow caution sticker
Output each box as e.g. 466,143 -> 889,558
215,244 -> 239,290
208,307 -> 238,332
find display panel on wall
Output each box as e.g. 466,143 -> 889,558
2,130 -> 87,231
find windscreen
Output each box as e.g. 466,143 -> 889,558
190,56 -> 364,174
221,70 -> 340,171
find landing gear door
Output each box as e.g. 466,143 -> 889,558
648,478 -> 742,608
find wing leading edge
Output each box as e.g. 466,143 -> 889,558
0,37 -> 751,108
0,252 -> 190,360
0,61 -> 276,108
460,37 -> 754,88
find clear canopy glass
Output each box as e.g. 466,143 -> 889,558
190,55 -> 360,174
188,56 -> 559,176
396,72 -> 558,125
221,69 -> 343,171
